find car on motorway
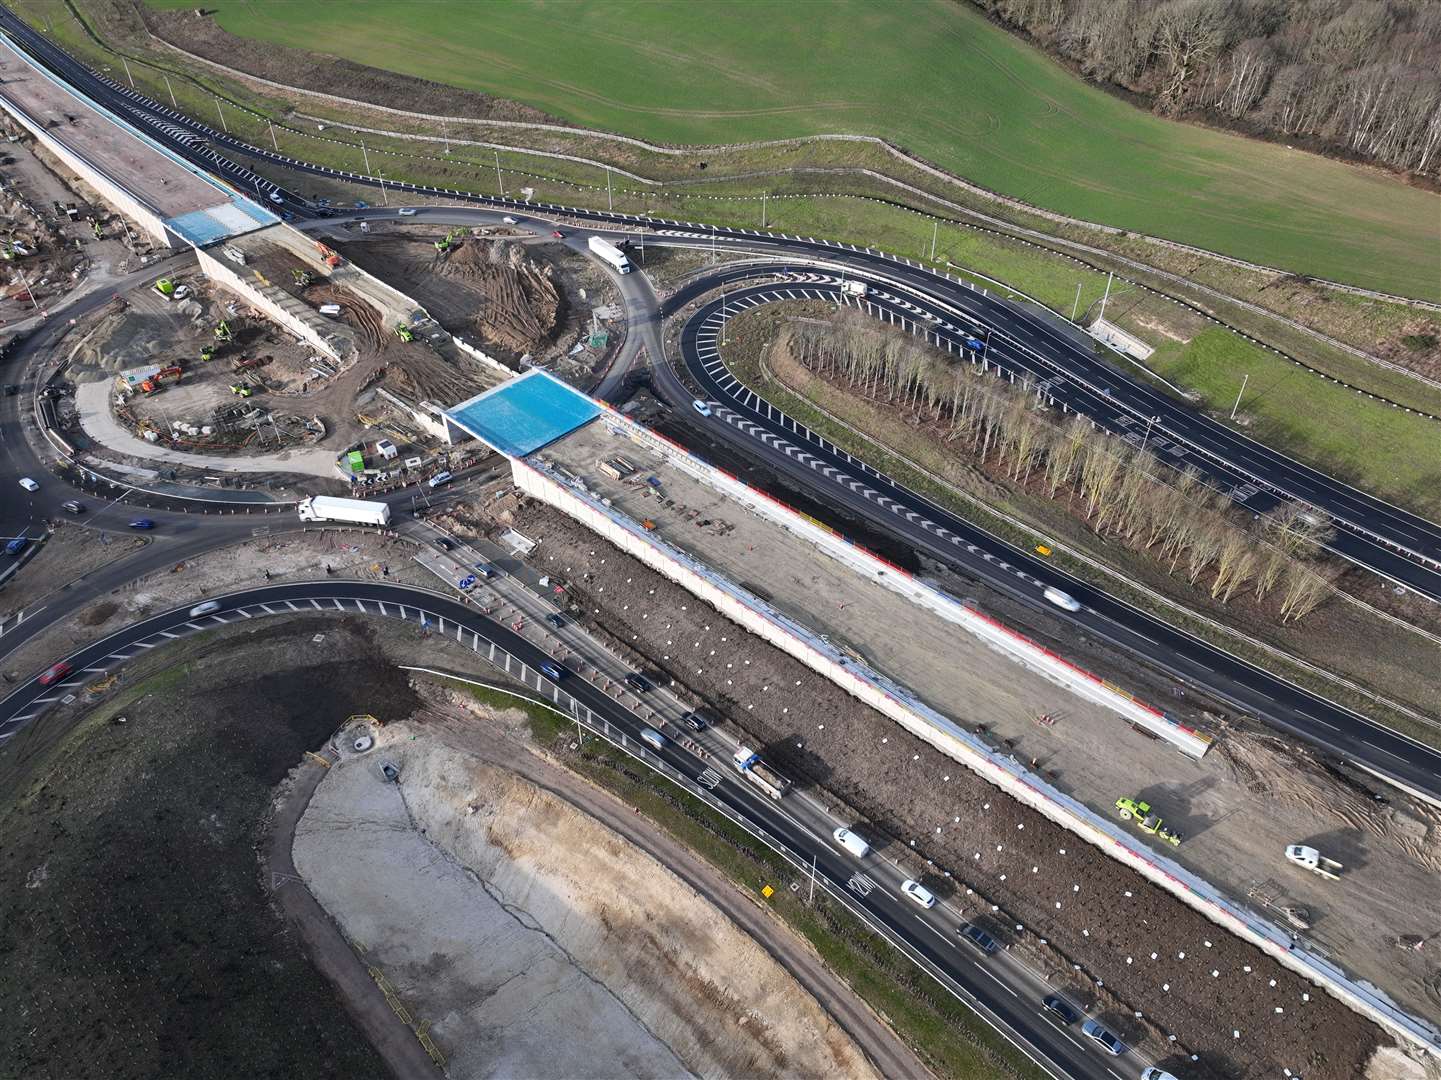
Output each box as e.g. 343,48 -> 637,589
899,878 -> 936,909
639,727 -> 667,751
128,519 -> 155,530
1081,1019 -> 1126,1055
5,537 -> 28,556
958,923 -> 999,954
831,826 -> 870,858
397,207 -> 417,216
681,709 -> 711,732
1042,586 -> 1082,612
963,336 -> 986,351
539,660 -> 566,681
544,613 -> 565,630
3,383 -> 19,395
551,230 -> 565,239
61,500 -> 83,514
268,191 -> 284,203
188,600 -> 221,618
18,477 -> 39,492
434,537 -> 455,551
1040,994 -> 1080,1025
502,216 -> 519,224
427,470 -> 453,489
1141,1070 -> 1180,1080
624,671 -> 652,693
38,661 -> 72,686
692,400 -> 712,417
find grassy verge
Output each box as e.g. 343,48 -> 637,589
25,1 -> 1441,513
703,302 -> 1441,747
437,677 -> 1044,1079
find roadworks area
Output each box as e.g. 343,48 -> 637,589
300,719 -> 878,1079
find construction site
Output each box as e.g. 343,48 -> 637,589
417,375 -> 1441,1078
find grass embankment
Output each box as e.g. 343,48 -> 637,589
144,0 -> 1441,300
439,678 -> 1044,1080
27,1 -> 1441,511
706,302 -> 1441,747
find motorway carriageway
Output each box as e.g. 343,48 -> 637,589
2,9 -> 1437,600
668,275 -> 1441,807
0,580 -> 1147,1080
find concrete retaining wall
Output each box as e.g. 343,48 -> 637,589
195,244 -> 343,360
513,425 -> 1440,1055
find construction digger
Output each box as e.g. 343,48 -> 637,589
433,227 -> 465,255
199,344 -> 216,363
1114,797 -> 1182,847
214,319 -> 233,343
314,241 -> 342,268
291,268 -> 313,288
228,383 -> 253,398
394,323 -> 414,342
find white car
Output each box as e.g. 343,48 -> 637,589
1141,1070 -> 1179,1080
899,879 -> 936,909
692,400 -> 712,417
502,216 -> 519,224
427,470 -> 453,489
1042,586 -> 1081,612
18,477 -> 39,492
1081,1019 -> 1126,1056
832,827 -> 870,858
189,600 -> 221,618
268,191 -> 284,203
397,207 -> 417,216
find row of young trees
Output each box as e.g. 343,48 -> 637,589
781,313 -> 1338,622
975,0 -> 1441,177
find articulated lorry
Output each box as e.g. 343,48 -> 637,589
732,746 -> 791,800
587,235 -> 633,274
297,495 -> 391,527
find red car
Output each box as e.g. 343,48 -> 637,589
551,230 -> 565,239
38,661 -> 72,686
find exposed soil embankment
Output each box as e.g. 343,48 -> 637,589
295,725 -> 878,1079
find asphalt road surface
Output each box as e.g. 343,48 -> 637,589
0,579 -> 1156,1080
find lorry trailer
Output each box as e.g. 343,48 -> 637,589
297,495 -> 391,527
731,746 -> 792,800
587,235 -> 633,274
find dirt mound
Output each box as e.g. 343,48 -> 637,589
439,240 -> 560,353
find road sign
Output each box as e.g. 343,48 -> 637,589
457,575 -> 477,591
761,884 -> 774,899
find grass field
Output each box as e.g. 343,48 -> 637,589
147,0 -> 1441,299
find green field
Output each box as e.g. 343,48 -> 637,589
148,0 -> 1440,299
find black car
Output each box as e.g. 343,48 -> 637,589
1040,994 -> 1080,1025
682,710 -> 711,732
545,613 -> 565,630
2,384 -> 19,396
624,672 -> 652,693
958,923 -> 999,955
434,537 -> 455,551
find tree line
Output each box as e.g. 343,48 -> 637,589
971,0 -> 1441,179
781,313 -> 1338,623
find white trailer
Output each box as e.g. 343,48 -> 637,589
588,235 -> 633,274
841,280 -> 868,297
297,495 -> 391,527
731,746 -> 792,801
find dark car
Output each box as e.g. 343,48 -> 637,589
5,537 -> 27,556
435,537 -> 455,551
128,519 -> 155,530
544,613 -> 565,630
1041,995 -> 1080,1025
624,672 -> 652,693
38,661 -> 72,686
61,500 -> 84,514
959,923 -> 999,955
682,710 -> 711,732
2,384 -> 19,395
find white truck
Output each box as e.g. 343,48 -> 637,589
587,235 -> 633,274
732,746 -> 791,801
297,495 -> 391,527
841,280 -> 868,297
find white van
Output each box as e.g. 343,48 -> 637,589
832,827 -> 870,858
639,727 -> 667,751
1042,586 -> 1082,612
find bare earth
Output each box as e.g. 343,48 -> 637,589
295,720 -> 880,1080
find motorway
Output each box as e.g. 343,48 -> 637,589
0,11 -> 1432,1075
0,578 -> 1154,1080
4,7 -> 1436,601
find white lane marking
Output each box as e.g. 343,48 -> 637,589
260,604 -> 275,614
83,667 -> 107,674
310,599 -> 323,610
1363,739 -> 1406,762
970,959 -> 1018,998
913,916 -> 956,948
134,641 -> 155,649
32,696 -> 58,704
237,608 -> 252,619
159,631 -> 179,639
1294,709 -> 1337,731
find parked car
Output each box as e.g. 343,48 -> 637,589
38,660 -> 72,686
128,519 -> 155,530
1040,994 -> 1080,1025
397,207 -> 417,216
61,500 -> 83,514
189,600 -> 221,618
624,672 -> 652,693
958,923 -> 999,955
18,477 -> 38,492
899,879 -> 936,909
427,470 -> 453,489
1081,1019 -> 1126,1056
5,537 -> 27,556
